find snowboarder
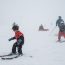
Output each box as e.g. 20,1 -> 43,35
56,16 -> 65,41
8,23 -> 24,55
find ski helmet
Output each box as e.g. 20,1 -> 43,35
59,16 -> 62,19
12,22 -> 19,31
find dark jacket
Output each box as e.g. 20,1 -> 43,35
56,19 -> 64,27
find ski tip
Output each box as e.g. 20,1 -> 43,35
1,58 -> 13,60
1,58 -> 6,60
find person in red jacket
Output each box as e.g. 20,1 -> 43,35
9,23 -> 24,55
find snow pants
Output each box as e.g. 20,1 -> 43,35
58,32 -> 65,41
12,42 -> 22,54
12,36 -> 24,54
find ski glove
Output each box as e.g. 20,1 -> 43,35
8,38 -> 11,41
8,37 -> 16,41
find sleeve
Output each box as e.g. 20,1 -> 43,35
8,37 -> 16,41
56,20 -> 58,26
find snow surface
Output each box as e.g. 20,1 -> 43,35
0,0 -> 65,65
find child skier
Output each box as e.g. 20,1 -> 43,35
8,23 -> 24,55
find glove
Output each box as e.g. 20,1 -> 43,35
8,39 -> 11,41
8,38 -> 12,41
8,37 -> 16,41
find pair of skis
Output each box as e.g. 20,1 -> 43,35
0,54 -> 21,60
0,53 -> 32,60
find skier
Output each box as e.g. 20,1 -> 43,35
56,16 -> 65,41
8,23 -> 24,55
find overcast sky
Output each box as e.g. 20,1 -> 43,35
0,0 -> 65,30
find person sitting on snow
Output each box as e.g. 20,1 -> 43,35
39,24 -> 44,31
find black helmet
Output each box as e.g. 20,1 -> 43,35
59,16 -> 62,19
12,22 -> 19,31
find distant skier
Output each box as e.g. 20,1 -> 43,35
56,16 -> 65,41
8,23 -> 24,55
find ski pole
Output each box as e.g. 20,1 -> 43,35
49,26 -> 57,35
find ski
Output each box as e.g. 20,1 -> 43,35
1,54 -> 33,60
0,54 -> 14,57
1,55 -> 20,60
56,40 -> 65,43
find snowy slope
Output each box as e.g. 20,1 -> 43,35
0,0 -> 65,65
0,28 -> 65,65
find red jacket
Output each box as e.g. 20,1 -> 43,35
15,31 -> 23,39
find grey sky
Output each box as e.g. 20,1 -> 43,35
0,0 -> 65,29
